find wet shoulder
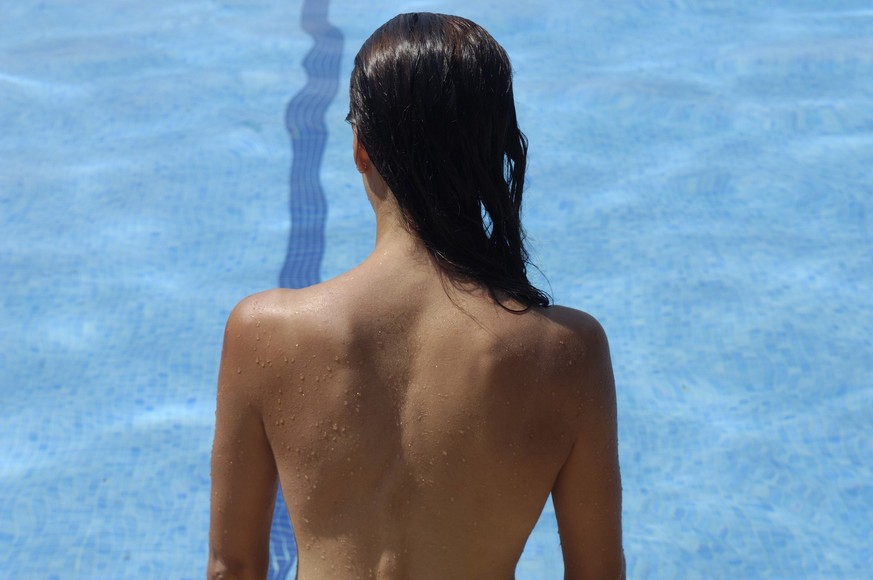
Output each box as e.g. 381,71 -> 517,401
530,305 -> 613,398
539,305 -> 609,359
228,285 -> 349,337
224,287 -> 353,377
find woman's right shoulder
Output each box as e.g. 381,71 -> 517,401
531,305 -> 614,400
540,305 -> 610,354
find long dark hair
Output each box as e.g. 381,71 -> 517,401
349,13 -> 550,308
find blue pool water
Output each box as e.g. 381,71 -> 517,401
1,1 -> 871,578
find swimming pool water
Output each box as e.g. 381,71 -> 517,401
1,1 -> 871,578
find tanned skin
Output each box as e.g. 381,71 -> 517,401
207,135 -> 625,579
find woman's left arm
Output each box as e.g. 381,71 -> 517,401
207,297 -> 278,579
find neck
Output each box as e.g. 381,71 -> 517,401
371,209 -> 430,264
366,178 -> 426,257
361,168 -> 442,278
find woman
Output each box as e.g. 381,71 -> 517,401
209,13 -> 623,579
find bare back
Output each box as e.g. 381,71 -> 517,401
209,252 -> 623,579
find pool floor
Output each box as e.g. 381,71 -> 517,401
0,0 -> 871,577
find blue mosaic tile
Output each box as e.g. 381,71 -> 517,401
1,0 -> 871,578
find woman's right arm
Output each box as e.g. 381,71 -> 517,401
551,316 -> 625,579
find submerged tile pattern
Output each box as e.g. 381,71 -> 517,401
271,0 -> 343,577
0,1 -> 871,578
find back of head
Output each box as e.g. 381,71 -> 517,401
349,13 -> 550,308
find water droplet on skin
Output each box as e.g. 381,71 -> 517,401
299,374 -> 305,381
255,333 -> 260,341
256,320 -> 260,327
332,423 -> 338,431
295,343 -> 299,348
442,450 -> 448,456
236,368 -> 241,374
255,356 -> 259,364
283,355 -> 288,363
